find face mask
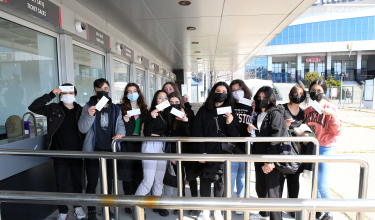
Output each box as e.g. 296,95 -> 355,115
233,90 -> 244,101
96,91 -> 109,100
171,104 -> 181,110
166,90 -> 173,95
310,92 -> 324,102
61,94 -> 75,105
291,94 -> 305,104
214,93 -> 227,102
127,92 -> 139,102
255,99 -> 269,109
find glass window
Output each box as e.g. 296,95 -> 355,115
349,18 -> 356,41
301,24 -> 307,44
135,68 -> 146,96
317,62 -> 325,75
313,23 -> 319,43
362,17 -> 368,41
307,23 -> 313,43
324,21 -> 330,42
276,32 -> 282,45
362,60 -> 368,76
343,19 -> 349,41
331,20 -> 337,42
369,17 -> 374,40
149,73 -> 157,104
355,17 -> 361,41
73,45 -> 105,106
113,60 -> 130,104
295,25 -> 301,44
337,20 -> 343,42
289,26 -> 295,44
319,22 -> 325,42
157,75 -> 162,90
0,18 -> 59,139
332,61 -> 342,75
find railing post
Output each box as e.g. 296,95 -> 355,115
296,209 -> 309,220
310,142 -> 320,220
357,164 -> 369,220
112,140 -> 119,220
244,141 -> 251,220
177,141 -> 183,220
224,160 -> 231,220
100,157 -> 110,220
133,206 -> 145,220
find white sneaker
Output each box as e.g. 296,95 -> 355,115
235,211 -> 244,215
196,210 -> 210,220
74,207 -> 86,219
56,213 -> 68,220
250,213 -> 269,220
213,210 -> 224,220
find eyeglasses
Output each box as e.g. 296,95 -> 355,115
158,97 -> 169,101
96,88 -> 109,92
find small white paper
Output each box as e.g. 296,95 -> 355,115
156,100 -> 170,111
217,106 -> 232,115
96,96 -> 109,111
239,98 -> 253,106
311,100 -> 323,114
299,124 -> 312,133
171,107 -> 185,119
127,109 -> 141,117
59,86 -> 74,92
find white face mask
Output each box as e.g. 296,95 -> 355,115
233,90 -> 245,101
61,94 -> 75,105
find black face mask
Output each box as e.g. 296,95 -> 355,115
171,104 -> 181,110
96,91 -> 109,100
255,99 -> 269,109
214,93 -> 227,102
291,94 -> 305,104
310,92 -> 324,102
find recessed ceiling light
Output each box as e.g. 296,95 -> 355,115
187,27 -> 196,31
191,42 -> 199,44
194,51 -> 200,53
196,58 -> 201,60
179,1 -> 191,6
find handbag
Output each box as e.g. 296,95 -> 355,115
213,117 -> 245,154
163,161 -> 177,188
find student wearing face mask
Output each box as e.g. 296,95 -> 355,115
247,86 -> 286,220
163,82 -> 192,109
304,79 -> 342,220
135,90 -> 170,217
193,82 -> 240,220
78,78 -> 125,220
116,83 -> 148,215
28,84 -> 86,220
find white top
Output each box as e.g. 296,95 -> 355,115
257,112 -> 267,132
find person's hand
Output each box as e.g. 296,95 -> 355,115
182,114 -> 188,122
247,124 -> 255,133
88,106 -> 96,116
171,161 -> 176,165
322,108 -> 336,119
183,94 -> 189,102
151,109 -> 159,119
225,112 -> 233,124
199,153 -> 206,163
285,118 -> 295,128
123,114 -> 130,123
263,163 -> 275,174
52,88 -> 62,95
112,134 -> 124,140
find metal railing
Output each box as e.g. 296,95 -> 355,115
0,136 -> 369,220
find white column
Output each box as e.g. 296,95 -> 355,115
59,34 -> 74,84
297,54 -> 302,80
145,69 -> 150,105
130,62 -> 136,82
106,53 -> 114,99
327,52 -> 332,76
357,52 -> 362,70
267,56 -> 272,72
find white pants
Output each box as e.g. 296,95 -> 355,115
135,141 -> 167,196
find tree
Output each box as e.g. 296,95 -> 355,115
304,71 -> 322,87
326,75 -> 341,87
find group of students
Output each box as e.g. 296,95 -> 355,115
28,77 -> 341,220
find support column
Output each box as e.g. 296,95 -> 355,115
145,69 -> 150,105
59,34 -> 74,84
267,56 -> 272,80
106,53 -> 114,99
186,72 -> 192,103
130,62 -> 136,82
297,54 -> 302,82
357,52 -> 362,82
326,52 -> 332,79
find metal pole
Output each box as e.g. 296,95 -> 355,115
112,141 -> 119,220
296,209 -> 309,220
340,76 -> 343,106
360,84 -> 364,110
310,142 -> 319,220
100,157 -> 110,220
177,141 -> 183,220
133,206 -> 145,220
357,163 -> 369,220
224,160 -> 231,220
244,141 -> 251,220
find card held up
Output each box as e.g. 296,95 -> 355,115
171,107 -> 184,119
127,109 -> 141,117
311,100 -> 323,114
96,96 -> 109,112
217,106 -> 232,115
239,98 -> 253,106
59,86 -> 74,92
156,100 -> 170,111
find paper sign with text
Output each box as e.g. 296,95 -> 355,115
59,86 -> 74,92
217,106 -> 232,115
156,101 -> 170,111
127,109 -> 141,117
311,100 -> 323,114
239,98 -> 253,106
171,107 -> 184,119
96,96 -> 109,112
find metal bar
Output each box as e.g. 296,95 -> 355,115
244,141 -> 251,220
310,142 -> 320,220
357,163 -> 369,220
296,209 -> 309,220
100,158 -> 110,220
1,191 -> 375,212
224,160 -> 231,220
112,141 -> 119,220
176,141 -> 183,220
133,206 -> 145,220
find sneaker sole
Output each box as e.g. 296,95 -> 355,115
56,214 -> 68,220
74,212 -> 86,219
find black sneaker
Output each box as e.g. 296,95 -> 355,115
173,210 -> 179,215
189,210 -> 199,217
321,213 -> 333,220
153,209 -> 159,213
290,212 -> 295,218
87,211 -> 97,220
125,207 -> 133,214
316,212 -> 324,220
158,209 -> 170,217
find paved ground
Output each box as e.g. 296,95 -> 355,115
46,107 -> 374,220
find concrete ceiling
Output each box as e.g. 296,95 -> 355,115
76,0 -> 316,72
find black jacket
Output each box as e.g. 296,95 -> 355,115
253,107 -> 287,167
28,91 -> 84,150
168,108 -> 195,154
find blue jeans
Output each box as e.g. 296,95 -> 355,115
317,146 -> 336,214
231,162 -> 245,197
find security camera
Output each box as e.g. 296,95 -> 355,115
138,56 -> 143,63
116,43 -> 124,51
151,63 -> 156,69
75,21 -> 87,33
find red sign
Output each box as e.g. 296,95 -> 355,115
306,57 -> 321,63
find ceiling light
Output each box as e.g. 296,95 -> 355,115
179,1 -> 191,6
196,58 -> 201,60
187,27 -> 196,31
194,51 -> 200,53
191,42 -> 199,44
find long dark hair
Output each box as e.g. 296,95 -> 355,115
162,82 -> 180,94
203,82 -> 235,112
148,90 -> 168,113
308,79 -> 330,102
165,92 -> 184,130
253,86 -> 277,113
230,79 -> 252,99
288,85 -> 307,104
120,83 -> 148,115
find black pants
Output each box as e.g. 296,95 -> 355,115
255,166 -> 282,220
54,158 -> 84,214
122,174 -> 143,196
172,163 -> 198,197
85,158 -> 114,212
279,166 -> 303,198
199,175 -> 224,198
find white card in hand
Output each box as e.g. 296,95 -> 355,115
217,106 -> 232,115
311,100 -> 323,114
96,96 -> 109,111
171,107 -> 184,119
127,109 -> 141,117
156,100 -> 170,111
59,86 -> 74,92
239,98 -> 253,106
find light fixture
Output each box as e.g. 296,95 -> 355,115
194,51 -> 200,53
179,1 -> 191,6
138,56 -> 143,63
75,20 -> 87,33
196,58 -> 201,60
191,42 -> 199,44
116,43 -> 124,51
187,27 -> 196,31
